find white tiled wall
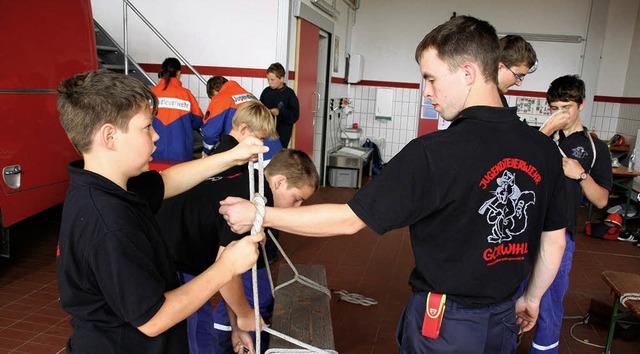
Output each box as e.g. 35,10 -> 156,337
504,94 -> 640,146
178,74 -> 640,164
330,83 -> 420,162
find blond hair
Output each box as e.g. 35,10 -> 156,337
232,100 -> 277,139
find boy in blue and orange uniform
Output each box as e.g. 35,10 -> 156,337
201,76 -> 258,154
151,58 -> 203,161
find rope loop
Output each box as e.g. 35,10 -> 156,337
252,193 -> 266,235
333,290 -> 378,306
620,292 -> 640,308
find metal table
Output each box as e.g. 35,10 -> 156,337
326,146 -> 373,188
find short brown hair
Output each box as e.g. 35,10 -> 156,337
206,76 -> 228,98
546,75 -> 585,105
266,62 -> 286,79
415,16 -> 499,83
499,35 -> 537,71
266,149 -> 319,191
232,100 -> 278,139
57,70 -> 158,154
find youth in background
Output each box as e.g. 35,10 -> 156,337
151,58 -> 203,161
259,62 -> 300,148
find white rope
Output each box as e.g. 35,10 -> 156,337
246,155 -> 377,353
266,229 -> 332,298
247,156 -> 335,354
620,292 -> 640,308
249,155 -> 266,354
265,348 -> 338,354
332,290 -> 378,306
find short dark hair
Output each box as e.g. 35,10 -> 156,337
499,35 -> 537,71
546,75 -> 585,105
266,62 -> 286,79
206,76 -> 228,98
415,16 -> 499,83
57,70 -> 158,154
266,149 -> 319,191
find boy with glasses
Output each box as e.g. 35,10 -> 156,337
498,35 -> 538,107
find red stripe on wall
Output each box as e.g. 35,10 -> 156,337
593,96 -> 640,104
139,64 -> 264,77
140,63 -> 640,103
504,89 -> 547,98
330,77 -> 419,89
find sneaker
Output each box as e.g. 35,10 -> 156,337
618,231 -> 639,242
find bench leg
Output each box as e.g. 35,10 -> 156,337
605,296 -> 619,354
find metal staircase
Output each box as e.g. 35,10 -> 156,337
94,20 -> 155,86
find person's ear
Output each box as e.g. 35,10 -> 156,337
461,62 -> 476,85
273,175 -> 287,190
98,124 -> 117,150
237,123 -> 250,135
578,100 -> 586,112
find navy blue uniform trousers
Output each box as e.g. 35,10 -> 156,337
397,292 -> 518,353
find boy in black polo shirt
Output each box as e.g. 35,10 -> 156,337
157,149 -> 319,353
527,75 -> 612,353
157,100 -> 277,353
55,70 -> 266,354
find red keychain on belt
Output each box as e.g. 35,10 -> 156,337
422,292 -> 446,339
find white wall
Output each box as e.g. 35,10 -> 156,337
91,0 -> 639,98
624,4 -> 640,96
349,0 -> 592,91
596,0 -> 639,96
91,0 -> 279,69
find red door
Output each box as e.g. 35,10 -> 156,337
293,18 -> 319,158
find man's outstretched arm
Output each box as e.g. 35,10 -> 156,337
220,197 -> 366,237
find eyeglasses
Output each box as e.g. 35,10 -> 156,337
507,66 -> 525,82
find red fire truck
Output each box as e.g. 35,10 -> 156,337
0,0 -> 97,256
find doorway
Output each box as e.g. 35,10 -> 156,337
292,5 -> 333,182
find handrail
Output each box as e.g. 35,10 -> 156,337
122,0 -> 207,85
94,20 -> 154,86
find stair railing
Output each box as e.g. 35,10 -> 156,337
122,0 -> 207,85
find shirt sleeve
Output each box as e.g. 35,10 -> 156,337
127,171 -> 164,214
280,88 -> 300,125
590,140 -> 613,191
348,139 -> 438,235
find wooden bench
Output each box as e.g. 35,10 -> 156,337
600,271 -> 640,353
268,263 -> 335,351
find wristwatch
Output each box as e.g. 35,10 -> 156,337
577,171 -> 588,182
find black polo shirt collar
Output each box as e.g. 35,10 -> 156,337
68,160 -> 147,207
450,105 -> 519,128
